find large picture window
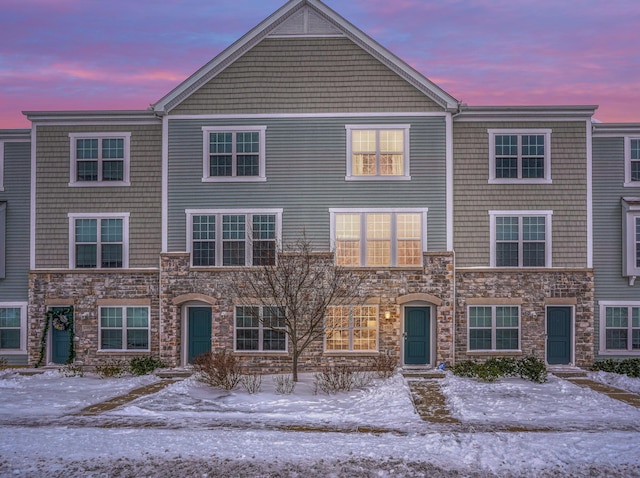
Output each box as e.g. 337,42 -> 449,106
202,126 -> 266,182
187,209 -> 281,267
488,129 -> 551,184
69,133 -> 131,186
69,213 -> 129,269
99,306 -> 149,351
235,306 -> 286,352
345,125 -> 410,180
468,305 -> 520,351
599,303 -> 640,354
331,209 -> 426,267
489,211 -> 552,268
325,305 -> 378,351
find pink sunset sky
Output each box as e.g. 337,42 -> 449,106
1,0 -> 639,128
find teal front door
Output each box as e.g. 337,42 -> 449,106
547,306 -> 572,365
404,307 -> 431,365
50,308 -> 72,364
188,307 -> 212,363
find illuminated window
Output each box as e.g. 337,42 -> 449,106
325,305 -> 378,351
346,125 -> 410,180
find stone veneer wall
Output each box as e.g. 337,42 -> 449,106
159,252 -> 455,371
28,271 -> 160,365
455,269 -> 594,366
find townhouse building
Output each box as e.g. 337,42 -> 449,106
2,0 -> 635,370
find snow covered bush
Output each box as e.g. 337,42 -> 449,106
273,374 -> 296,394
591,358 -> 640,378
0,357 -> 7,371
313,365 -> 372,394
241,374 -> 262,394
95,359 -> 128,378
451,356 -> 547,383
129,356 -> 165,376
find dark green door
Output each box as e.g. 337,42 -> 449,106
547,306 -> 571,365
188,307 -> 212,364
404,307 -> 431,365
51,308 -> 72,364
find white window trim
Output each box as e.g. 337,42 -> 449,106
329,208 -> 428,267
0,303 -> 27,354
68,213 -> 130,269
488,129 -> 552,184
233,305 -> 288,353
69,132 -> 131,187
97,305 -> 151,352
624,136 -> 640,187
345,124 -> 411,181
0,141 -> 5,192
489,210 -> 553,268
598,301 -> 640,355
201,126 -> 267,182
324,305 -> 379,353
186,208 -> 283,267
467,304 -> 521,352
621,198 -> 640,283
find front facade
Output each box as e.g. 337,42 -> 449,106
592,124 -> 640,359
6,0 -> 634,370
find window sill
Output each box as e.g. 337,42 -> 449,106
0,349 -> 26,355
69,181 -> 130,187
488,179 -> 552,185
623,182 -> 640,188
202,177 -> 266,183
323,351 -> 379,355
97,349 -> 151,353
345,176 -> 411,181
233,351 -> 288,355
465,350 -> 523,356
597,350 -> 640,356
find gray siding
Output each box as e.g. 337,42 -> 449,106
453,120 -> 589,268
592,136 -> 640,357
171,38 -> 443,115
35,124 -> 162,269
167,116 -> 447,252
0,142 -> 30,301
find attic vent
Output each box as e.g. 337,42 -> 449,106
269,6 -> 343,37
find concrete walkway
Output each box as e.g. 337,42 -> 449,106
76,379 -> 179,415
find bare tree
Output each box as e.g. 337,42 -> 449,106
230,238 -> 364,381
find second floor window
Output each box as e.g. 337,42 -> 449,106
345,125 -> 410,180
202,126 -> 266,182
622,198 -> 640,279
188,209 -> 281,267
490,211 -> 552,268
488,129 -> 551,184
69,133 -> 130,186
331,209 -> 426,267
69,213 -> 129,269
625,137 -> 640,186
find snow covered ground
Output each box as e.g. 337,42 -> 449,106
1,368 -> 639,477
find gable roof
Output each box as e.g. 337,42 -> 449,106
152,0 -> 459,114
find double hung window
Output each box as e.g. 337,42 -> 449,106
489,211 -> 552,267
188,209 -> 281,267
202,126 -> 266,181
69,133 -> 130,186
599,303 -> 640,354
99,306 -> 149,351
488,129 -> 551,183
69,213 -> 129,269
0,305 -> 26,352
331,209 -> 426,267
325,305 -> 378,352
235,306 -> 286,352
622,198 -> 640,281
625,137 -> 640,186
345,125 -> 410,180
468,305 -> 520,351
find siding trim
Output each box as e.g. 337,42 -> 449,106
30,125 -> 37,270
586,119 -> 593,268
166,112 -> 448,120
446,112 -> 453,251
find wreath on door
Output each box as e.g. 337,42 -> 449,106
35,307 -> 75,367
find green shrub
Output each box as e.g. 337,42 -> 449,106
95,359 -> 128,378
0,357 -> 7,371
129,356 -> 165,376
517,356 -> 547,383
591,358 -> 640,378
451,356 -> 547,383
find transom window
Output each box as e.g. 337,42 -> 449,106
69,133 -> 130,186
600,304 -> 640,354
488,129 -> 551,183
0,306 -> 23,351
188,209 -> 281,267
331,209 -> 426,267
235,306 -> 286,352
325,305 -> 378,351
490,211 -> 552,267
625,137 -> 640,186
69,213 -> 129,269
468,306 -> 520,351
99,306 -> 149,351
202,126 -> 266,182
345,125 -> 410,180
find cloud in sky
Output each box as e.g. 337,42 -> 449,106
1,0 -> 638,128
